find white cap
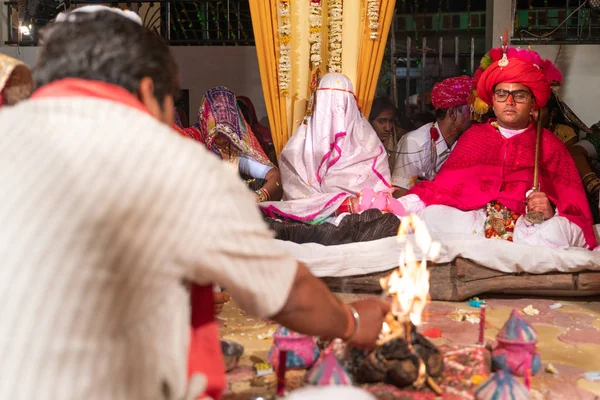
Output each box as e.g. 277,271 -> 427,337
56,5 -> 142,25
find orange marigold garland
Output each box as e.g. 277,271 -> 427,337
278,0 -> 292,96
367,0 -> 380,40
327,0 -> 343,73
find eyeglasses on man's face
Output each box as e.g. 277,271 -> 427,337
493,89 -> 532,104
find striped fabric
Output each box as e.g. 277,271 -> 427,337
0,97 -> 298,399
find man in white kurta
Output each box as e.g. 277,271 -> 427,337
0,7 -> 389,400
392,76 -> 474,197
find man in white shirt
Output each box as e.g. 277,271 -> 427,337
392,76 -> 474,197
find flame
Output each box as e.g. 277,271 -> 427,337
381,322 -> 391,334
380,215 -> 440,327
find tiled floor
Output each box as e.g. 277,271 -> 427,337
219,294 -> 600,399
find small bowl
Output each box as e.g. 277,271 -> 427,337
221,340 -> 244,372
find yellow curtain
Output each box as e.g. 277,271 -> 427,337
249,0 -> 397,155
356,0 -> 397,119
248,1 -> 287,155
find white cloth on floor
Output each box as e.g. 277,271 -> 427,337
276,229 -> 600,277
399,194 -> 587,249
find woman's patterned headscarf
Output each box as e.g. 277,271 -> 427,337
0,53 -> 32,107
195,87 -> 272,166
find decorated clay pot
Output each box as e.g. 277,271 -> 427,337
475,370 -> 531,400
268,325 -> 320,370
491,309 -> 541,376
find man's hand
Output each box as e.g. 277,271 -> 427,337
346,299 -> 390,349
214,291 -> 231,315
527,191 -> 554,220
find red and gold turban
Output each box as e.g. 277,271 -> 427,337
431,75 -> 474,109
471,47 -> 562,114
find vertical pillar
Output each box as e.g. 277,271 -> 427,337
491,0 -> 513,48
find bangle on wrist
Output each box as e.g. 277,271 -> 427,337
341,304 -> 360,341
255,189 -> 267,203
582,172 -> 596,183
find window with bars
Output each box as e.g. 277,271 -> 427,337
169,0 -> 254,45
3,0 -> 255,46
512,0 -> 600,44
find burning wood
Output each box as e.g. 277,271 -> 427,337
349,215 -> 444,395
378,215 -> 440,341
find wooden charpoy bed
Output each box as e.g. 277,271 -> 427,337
321,257 -> 600,301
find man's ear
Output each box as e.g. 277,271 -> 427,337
530,98 -> 537,113
138,77 -> 162,118
449,107 -> 458,121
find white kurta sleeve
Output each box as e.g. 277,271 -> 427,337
392,136 -> 426,189
239,155 -> 273,179
180,157 -> 297,319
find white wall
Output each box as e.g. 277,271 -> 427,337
0,47 -> 39,66
0,46 -> 267,123
531,44 -> 600,128
169,46 -> 265,122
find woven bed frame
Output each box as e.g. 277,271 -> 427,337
321,257 -> 600,301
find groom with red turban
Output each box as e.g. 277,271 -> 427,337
398,47 -> 595,249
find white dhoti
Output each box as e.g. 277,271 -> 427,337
399,194 -> 587,249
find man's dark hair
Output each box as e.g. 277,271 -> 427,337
34,11 -> 179,104
369,96 -> 396,121
434,108 -> 448,120
412,111 -> 435,126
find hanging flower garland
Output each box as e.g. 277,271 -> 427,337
304,0 -> 323,120
278,0 -> 292,96
327,0 -> 343,73
367,0 -> 380,40
308,0 -> 322,68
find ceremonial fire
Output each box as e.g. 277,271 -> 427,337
351,215 -> 444,394
378,215 -> 440,344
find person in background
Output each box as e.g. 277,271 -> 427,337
571,122 -> 600,218
369,96 -> 400,172
399,47 -> 595,249
0,8 -> 390,400
369,96 -> 398,145
260,73 -> 406,222
392,76 -> 474,197
237,95 -> 277,165
541,92 -> 578,147
0,53 -> 32,108
179,87 -> 283,202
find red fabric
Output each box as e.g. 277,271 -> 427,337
408,121 -> 596,248
236,95 -> 274,148
30,78 -> 150,114
476,59 -> 552,110
430,126 -> 440,142
431,75 -> 474,109
172,123 -> 191,137
189,284 -> 226,400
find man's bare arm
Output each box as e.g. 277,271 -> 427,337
271,263 -> 389,349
